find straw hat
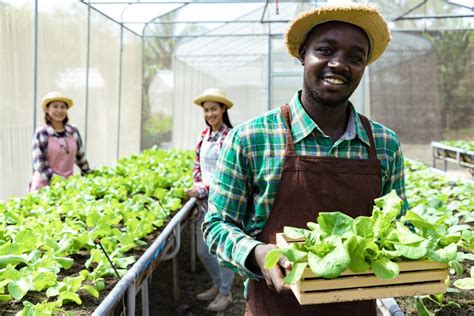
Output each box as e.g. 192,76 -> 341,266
41,91 -> 74,112
193,88 -> 233,109
285,3 -> 391,65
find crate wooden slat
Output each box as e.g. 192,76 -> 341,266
276,233 -> 448,305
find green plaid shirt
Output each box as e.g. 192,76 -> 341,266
203,91 -> 407,280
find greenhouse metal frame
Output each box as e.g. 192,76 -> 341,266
1,0 -> 473,200
1,1 -> 473,315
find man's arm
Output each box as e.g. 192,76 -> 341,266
382,135 -> 409,214
202,128 -> 292,294
202,129 -> 263,278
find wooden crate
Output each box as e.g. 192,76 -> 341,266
276,233 -> 448,305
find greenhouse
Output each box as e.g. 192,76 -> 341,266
0,0 -> 473,315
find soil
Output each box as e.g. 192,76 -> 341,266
396,259 -> 474,316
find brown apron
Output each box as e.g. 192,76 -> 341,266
246,104 -> 382,316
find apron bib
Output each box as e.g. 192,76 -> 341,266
197,130 -> 222,213
246,104 -> 382,316
30,134 -> 77,191
200,130 -> 221,186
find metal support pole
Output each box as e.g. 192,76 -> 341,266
127,283 -> 136,316
140,30 -> 147,151
173,254 -> 180,304
116,4 -> 130,160
84,2 -> 91,148
267,35 -> 272,110
188,206 -> 201,272
190,213 -> 196,272
32,0 -> 38,134
116,24 -> 124,160
141,279 -> 150,316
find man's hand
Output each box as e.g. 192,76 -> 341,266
186,188 -> 199,198
248,244 -> 292,294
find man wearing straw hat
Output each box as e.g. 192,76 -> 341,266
203,3 -> 407,315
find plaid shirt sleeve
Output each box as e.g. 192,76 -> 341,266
32,127 -> 53,181
70,125 -> 91,175
380,135 -> 409,213
193,128 -> 209,199
202,129 -> 264,279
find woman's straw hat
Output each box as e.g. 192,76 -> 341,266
285,3 -> 391,65
41,91 -> 74,112
193,88 -> 233,109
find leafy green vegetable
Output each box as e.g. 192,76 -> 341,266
0,149 -> 194,313
264,249 -> 282,270
265,180 -> 472,287
371,256 -> 399,279
307,236 -> 350,279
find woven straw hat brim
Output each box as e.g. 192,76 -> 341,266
285,3 -> 391,65
41,96 -> 74,112
193,95 -> 233,109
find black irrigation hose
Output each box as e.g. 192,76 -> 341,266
95,239 -> 122,280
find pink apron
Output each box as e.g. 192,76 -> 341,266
30,135 -> 77,191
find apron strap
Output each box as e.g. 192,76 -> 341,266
282,104 -> 378,161
358,114 -> 378,161
280,104 -> 296,157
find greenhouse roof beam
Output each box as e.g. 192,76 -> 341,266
142,3 -> 188,36
80,0 -> 141,36
88,1 -> 269,4
260,0 -> 270,23
397,14 -> 474,20
125,20 -> 285,24
393,0 -> 427,22
145,33 -> 277,38
445,0 -> 473,11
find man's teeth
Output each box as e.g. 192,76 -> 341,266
324,78 -> 344,84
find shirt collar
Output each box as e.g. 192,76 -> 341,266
46,123 -> 73,137
206,123 -> 229,138
288,91 -> 371,147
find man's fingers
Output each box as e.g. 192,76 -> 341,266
275,283 -> 292,295
271,270 -> 292,295
278,256 -> 291,270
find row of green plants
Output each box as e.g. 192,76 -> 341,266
0,149 -> 194,315
440,140 -> 474,152
404,159 -> 473,315
265,159 -> 473,314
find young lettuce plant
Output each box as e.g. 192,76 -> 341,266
264,190 -> 464,284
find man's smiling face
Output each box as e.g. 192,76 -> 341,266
299,21 -> 370,107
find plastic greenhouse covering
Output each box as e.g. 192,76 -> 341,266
1,0 -> 473,199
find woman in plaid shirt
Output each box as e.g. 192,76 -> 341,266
186,88 -> 235,312
30,91 -> 90,192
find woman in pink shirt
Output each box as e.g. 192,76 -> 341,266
30,91 -> 90,192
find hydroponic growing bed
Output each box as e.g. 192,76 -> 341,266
396,159 -> 474,315
0,149 -> 195,315
431,141 -> 474,175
